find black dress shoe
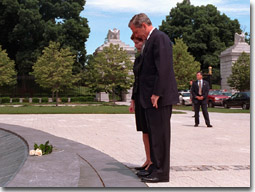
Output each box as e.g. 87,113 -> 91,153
194,124 -> 198,127
136,170 -> 150,177
136,164 -> 154,177
207,124 -> 213,127
134,164 -> 148,171
141,175 -> 169,183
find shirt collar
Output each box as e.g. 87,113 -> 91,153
147,27 -> 156,40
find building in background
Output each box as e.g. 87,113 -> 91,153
220,32 -> 250,91
94,28 -> 136,102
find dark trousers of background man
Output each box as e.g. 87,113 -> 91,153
194,100 -> 210,125
144,105 -> 172,180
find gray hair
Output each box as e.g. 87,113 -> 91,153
128,13 -> 152,28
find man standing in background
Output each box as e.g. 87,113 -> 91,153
191,72 -> 213,128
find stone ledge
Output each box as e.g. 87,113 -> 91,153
0,123 -> 147,187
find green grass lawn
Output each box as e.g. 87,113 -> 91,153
0,105 -> 185,114
0,104 -> 249,114
174,105 -> 250,113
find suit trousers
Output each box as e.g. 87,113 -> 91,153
144,105 -> 172,180
194,100 -> 210,125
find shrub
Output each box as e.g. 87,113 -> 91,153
12,98 -> 19,103
41,97 -> 48,103
61,97 -> 68,103
0,97 -> 10,103
33,98 -> 40,103
71,96 -> 95,102
23,98 -> 29,103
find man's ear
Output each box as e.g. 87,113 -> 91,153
141,22 -> 147,29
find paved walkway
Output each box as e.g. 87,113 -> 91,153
0,110 -> 250,187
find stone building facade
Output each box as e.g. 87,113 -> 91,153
220,32 -> 250,91
94,28 -> 136,102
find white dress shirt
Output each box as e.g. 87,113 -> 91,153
147,27 -> 156,40
198,79 -> 203,89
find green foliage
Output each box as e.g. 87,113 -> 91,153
34,140 -> 53,155
0,46 -> 17,87
173,38 -> 200,89
0,97 -> 10,103
85,44 -> 134,101
0,0 -> 90,75
212,84 -> 221,90
31,42 -> 81,105
41,97 -> 48,103
71,96 -> 95,102
159,1 -> 241,83
227,52 -> 250,91
12,98 -> 19,103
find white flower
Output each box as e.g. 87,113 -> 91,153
29,150 -> 36,156
35,149 -> 43,156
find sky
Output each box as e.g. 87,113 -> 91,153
81,0 -> 251,55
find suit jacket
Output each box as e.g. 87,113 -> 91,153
191,80 -> 209,104
135,28 -> 179,109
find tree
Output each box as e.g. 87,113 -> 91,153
0,45 -> 17,87
159,0 -> 241,84
173,39 -> 200,90
0,0 -> 90,75
31,42 -> 80,106
227,52 -> 250,91
85,44 -> 133,102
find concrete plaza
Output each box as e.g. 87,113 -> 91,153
0,109 -> 250,188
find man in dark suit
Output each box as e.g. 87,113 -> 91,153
129,13 -> 179,183
191,72 -> 213,127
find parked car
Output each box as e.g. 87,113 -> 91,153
179,92 -> 192,106
207,90 -> 229,108
223,92 -> 250,110
221,91 -> 232,98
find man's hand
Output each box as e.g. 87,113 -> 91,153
196,96 -> 204,100
129,100 -> 135,113
151,95 -> 160,109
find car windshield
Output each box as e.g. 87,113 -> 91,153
209,90 -> 222,95
182,93 -> 190,97
222,92 -> 232,96
245,92 -> 250,97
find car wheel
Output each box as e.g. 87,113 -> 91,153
224,103 -> 229,109
208,101 -> 214,108
182,100 -> 185,105
242,103 -> 248,110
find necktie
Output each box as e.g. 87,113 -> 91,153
199,80 -> 202,95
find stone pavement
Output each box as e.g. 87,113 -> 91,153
0,110 -> 250,187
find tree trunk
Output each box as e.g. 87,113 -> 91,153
52,91 -> 54,102
112,89 -> 116,105
56,91 -> 58,107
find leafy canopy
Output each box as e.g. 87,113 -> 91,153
173,38 -> 200,90
31,41 -> 80,93
159,0 -> 241,83
227,52 -> 250,91
85,44 -> 134,97
0,45 -> 17,87
0,0 -> 90,75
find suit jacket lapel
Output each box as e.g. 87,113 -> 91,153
143,28 -> 157,56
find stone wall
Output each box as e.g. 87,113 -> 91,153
220,33 -> 250,91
